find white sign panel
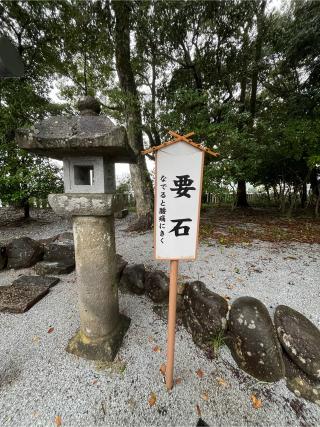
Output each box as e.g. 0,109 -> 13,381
154,141 -> 204,260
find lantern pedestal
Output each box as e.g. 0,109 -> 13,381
49,196 -> 130,361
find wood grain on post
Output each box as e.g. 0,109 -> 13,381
166,259 -> 179,390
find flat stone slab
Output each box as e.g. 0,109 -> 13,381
35,261 -> 74,275
0,284 -> 49,313
12,275 -> 60,288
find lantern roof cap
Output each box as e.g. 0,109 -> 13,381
15,97 -> 136,163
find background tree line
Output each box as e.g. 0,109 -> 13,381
0,0 -> 319,219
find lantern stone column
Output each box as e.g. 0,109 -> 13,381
16,96 -> 135,361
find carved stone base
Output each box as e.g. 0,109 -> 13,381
66,314 -> 131,361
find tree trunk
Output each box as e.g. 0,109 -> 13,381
112,0 -> 153,220
23,200 -> 30,218
236,180 -> 249,208
235,26 -> 249,208
300,182 -> 307,208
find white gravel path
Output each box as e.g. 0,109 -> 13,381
0,214 -> 319,426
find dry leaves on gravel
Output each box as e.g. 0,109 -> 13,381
148,392 -> 157,407
159,364 -> 166,376
251,394 -> 262,409
196,369 -> 204,378
55,415 -> 62,426
47,327 -> 54,334
201,391 -> 209,401
152,345 -> 161,353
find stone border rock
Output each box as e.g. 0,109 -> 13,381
115,260 -> 320,407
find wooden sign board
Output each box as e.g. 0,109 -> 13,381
154,141 -> 204,260
142,131 -> 218,390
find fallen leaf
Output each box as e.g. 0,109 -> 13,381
92,379 -> 98,385
32,336 -> 40,343
196,369 -> 204,378
216,377 -> 228,387
175,378 -> 182,385
201,391 -> 209,401
223,295 -> 231,301
226,284 -> 235,290
47,327 -> 54,334
148,392 -> 157,407
196,404 -> 201,417
159,364 -> 166,376
152,345 -> 161,353
148,336 -> 154,343
251,394 -> 262,409
55,415 -> 62,426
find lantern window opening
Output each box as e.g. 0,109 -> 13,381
74,164 -> 94,186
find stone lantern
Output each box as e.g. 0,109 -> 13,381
16,96 -> 135,361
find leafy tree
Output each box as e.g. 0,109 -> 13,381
0,1 -> 64,217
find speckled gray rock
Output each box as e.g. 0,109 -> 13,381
283,351 -> 320,406
119,264 -> 145,295
228,296 -> 285,382
7,237 -> 44,269
12,275 -> 60,288
275,305 -> 320,381
54,232 -> 74,243
182,281 -> 228,351
43,241 -> 75,265
145,270 -> 169,303
35,261 -> 74,275
0,246 -> 7,270
115,254 -> 128,282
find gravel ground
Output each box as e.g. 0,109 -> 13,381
0,212 -> 320,426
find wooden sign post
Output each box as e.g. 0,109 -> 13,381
142,131 -> 218,390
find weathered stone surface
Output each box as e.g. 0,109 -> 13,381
12,275 -> 60,288
66,314 -> 131,361
7,237 -> 43,269
182,281 -> 228,350
43,241 -> 75,264
48,193 -> 114,216
275,305 -> 320,381
116,254 -> 127,282
0,246 -> 7,270
227,296 -> 285,382
0,284 -> 49,313
283,351 -> 320,406
145,270 -> 169,303
35,261 -> 74,275
54,232 -> 74,243
16,113 -> 135,162
119,264 -> 145,295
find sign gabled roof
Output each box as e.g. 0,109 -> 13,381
141,130 -> 219,157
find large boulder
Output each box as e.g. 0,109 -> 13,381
227,296 -> 285,382
145,270 -> 169,303
7,237 -> 43,269
0,246 -> 7,270
115,254 -> 128,282
54,231 -> 74,243
283,351 -> 320,406
182,281 -> 228,351
43,241 -> 75,265
119,264 -> 145,295
275,305 -> 320,381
